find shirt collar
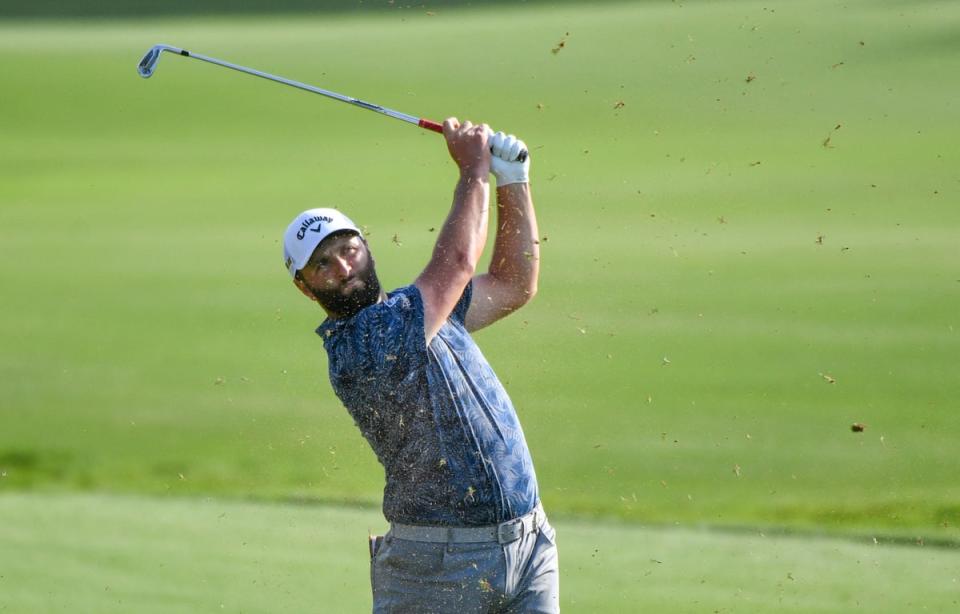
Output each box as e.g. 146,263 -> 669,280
315,317 -> 344,339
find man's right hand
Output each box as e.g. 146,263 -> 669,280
443,118 -> 492,180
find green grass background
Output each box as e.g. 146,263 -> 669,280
1,0 -> 959,611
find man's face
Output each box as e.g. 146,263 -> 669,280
295,232 -> 382,318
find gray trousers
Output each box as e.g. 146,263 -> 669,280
370,519 -> 560,613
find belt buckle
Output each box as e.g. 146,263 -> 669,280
497,520 -> 523,544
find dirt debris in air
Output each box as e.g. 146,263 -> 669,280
822,124 -> 842,148
551,32 -> 570,54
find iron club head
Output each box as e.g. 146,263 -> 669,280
137,44 -> 187,78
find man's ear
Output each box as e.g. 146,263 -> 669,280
361,237 -> 375,265
293,276 -> 317,302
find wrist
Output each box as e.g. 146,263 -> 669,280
496,182 -> 530,199
459,168 -> 490,184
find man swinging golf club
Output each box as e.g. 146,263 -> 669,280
283,118 -> 559,613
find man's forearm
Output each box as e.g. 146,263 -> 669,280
432,174 -> 490,275
487,183 -> 539,298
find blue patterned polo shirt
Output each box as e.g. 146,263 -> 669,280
316,282 -> 539,526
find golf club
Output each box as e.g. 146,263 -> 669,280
137,44 -> 527,161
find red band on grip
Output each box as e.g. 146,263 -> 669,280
418,118 -> 444,134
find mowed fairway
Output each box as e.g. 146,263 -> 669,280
1,492 -> 957,613
1,0 -> 959,611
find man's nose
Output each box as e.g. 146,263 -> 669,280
332,256 -> 352,278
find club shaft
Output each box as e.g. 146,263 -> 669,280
183,50 -> 443,133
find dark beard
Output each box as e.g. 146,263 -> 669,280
308,261 -> 383,319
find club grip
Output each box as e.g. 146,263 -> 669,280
418,118 -> 444,133
420,118 -> 528,162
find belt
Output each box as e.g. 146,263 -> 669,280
389,502 -> 545,545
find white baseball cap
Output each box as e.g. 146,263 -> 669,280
282,208 -> 362,277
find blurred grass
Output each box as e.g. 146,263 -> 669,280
1,0 -> 958,543
0,0 -> 626,19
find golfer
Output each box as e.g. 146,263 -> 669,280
282,118 -> 558,612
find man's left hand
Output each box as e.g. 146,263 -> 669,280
489,131 -> 530,186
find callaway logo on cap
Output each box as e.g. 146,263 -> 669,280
282,208 -> 362,277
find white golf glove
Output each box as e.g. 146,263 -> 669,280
488,130 -> 530,186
